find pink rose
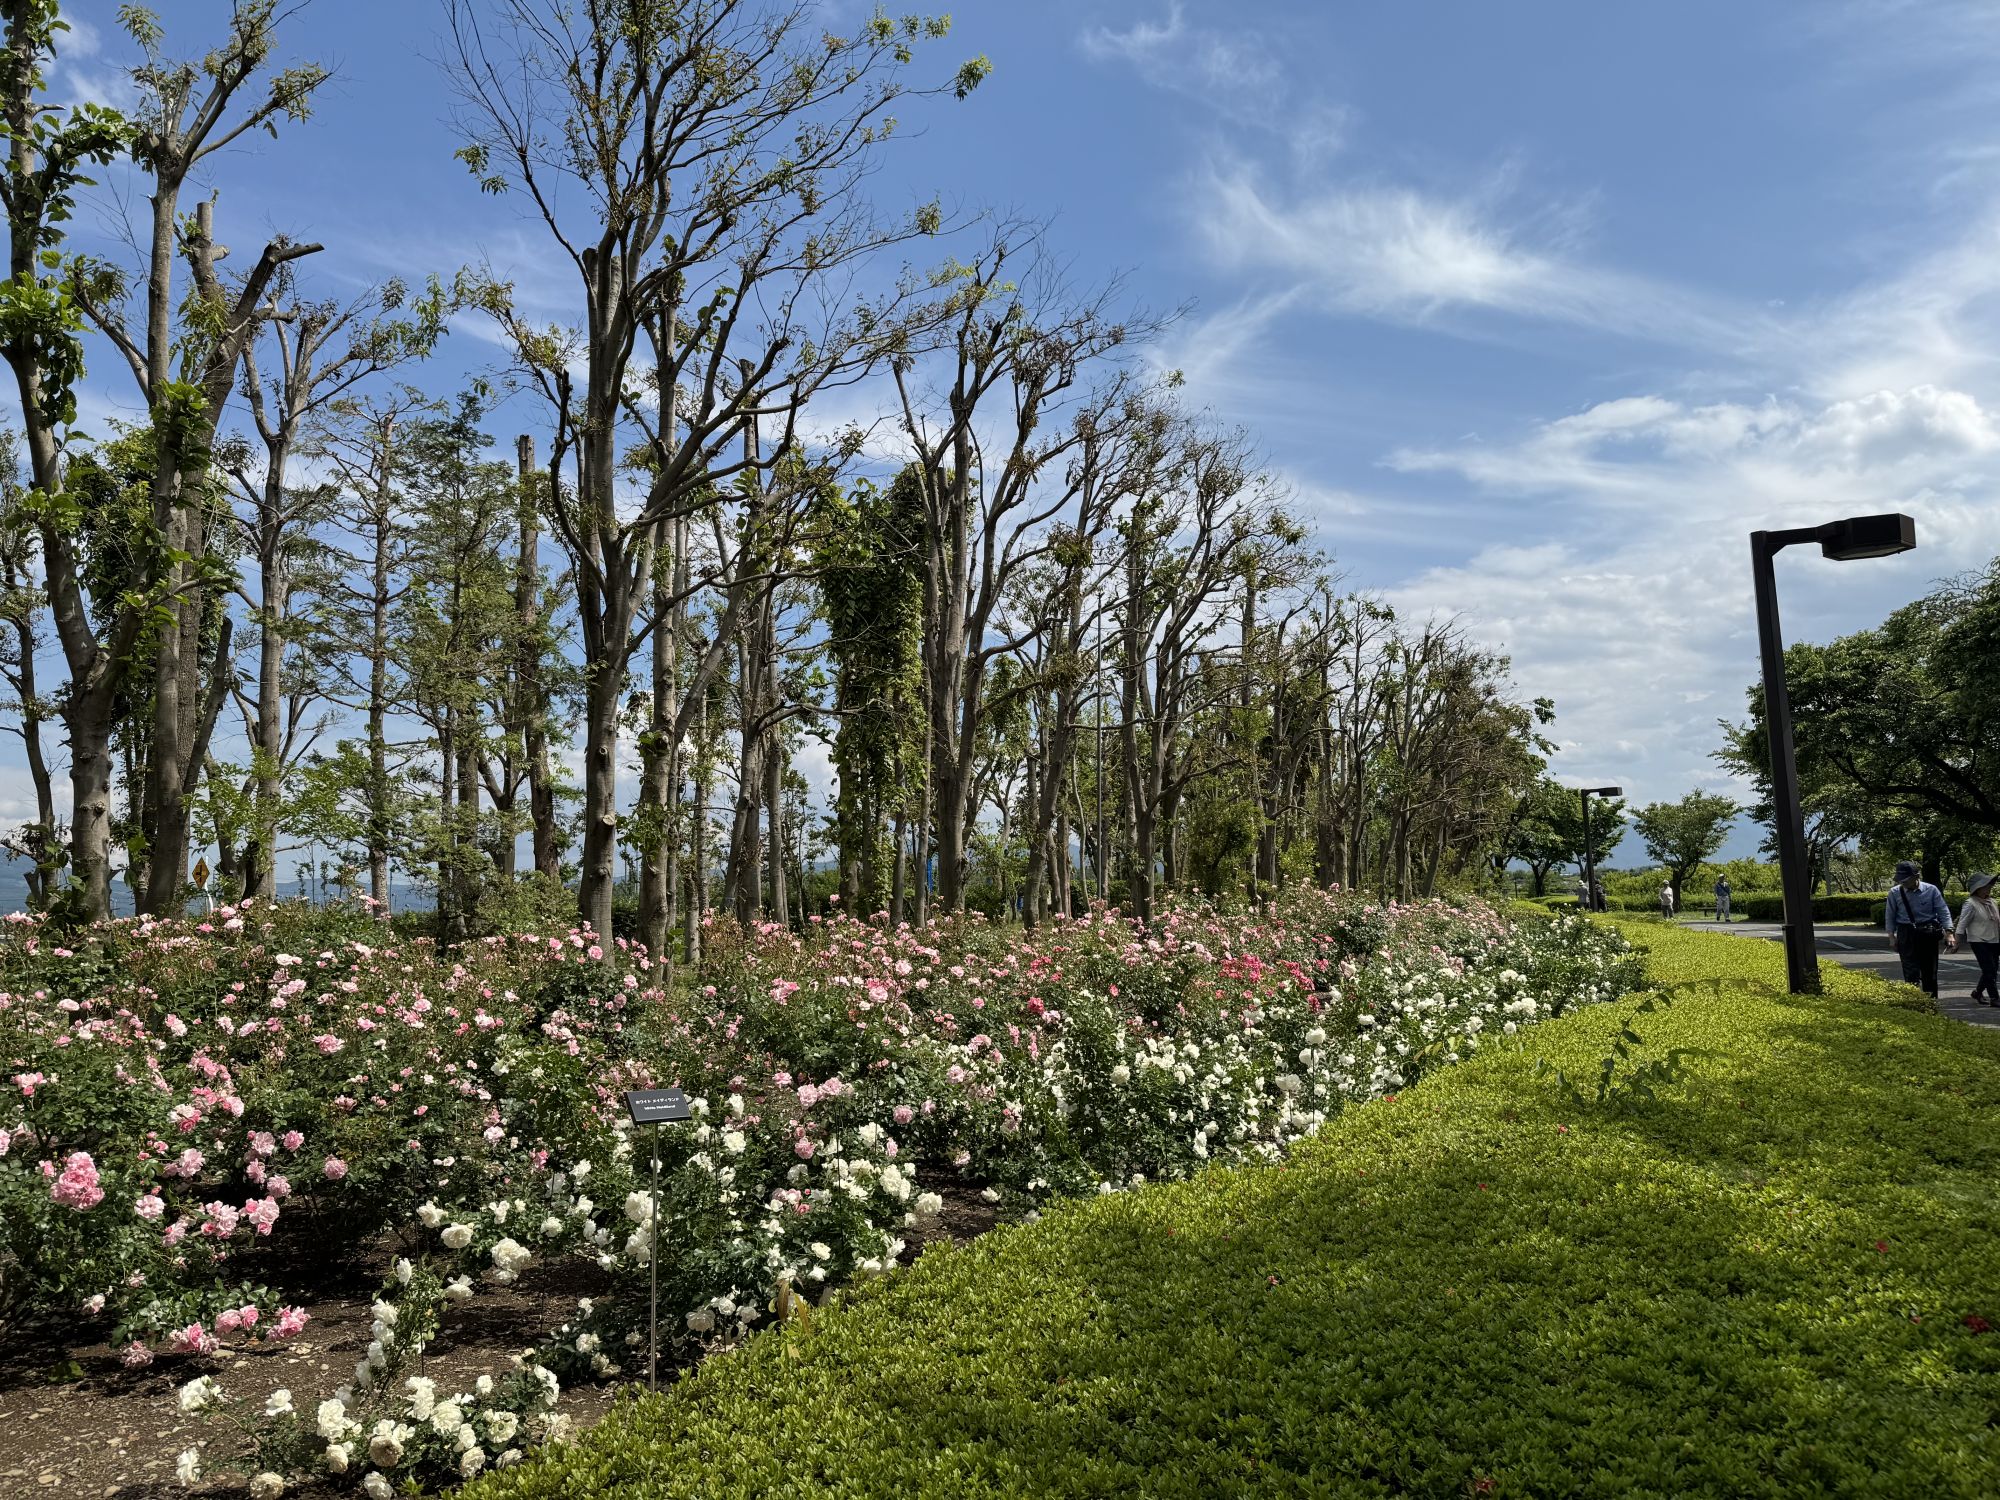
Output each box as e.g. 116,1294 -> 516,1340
50,1151 -> 103,1211
322,1156 -> 348,1181
166,1322 -> 216,1356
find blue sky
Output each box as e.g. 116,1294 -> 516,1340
13,0 -> 2000,868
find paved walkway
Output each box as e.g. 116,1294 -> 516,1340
1680,919 -> 1999,1029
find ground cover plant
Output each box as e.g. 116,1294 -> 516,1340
0,891 -> 1636,1493
460,921 -> 2000,1500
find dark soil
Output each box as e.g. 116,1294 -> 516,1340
0,1172 -> 999,1496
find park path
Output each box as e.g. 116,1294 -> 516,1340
1679,918 -> 1999,1029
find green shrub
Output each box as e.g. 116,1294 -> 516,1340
463,926 -> 2000,1500
1737,891 -> 1970,924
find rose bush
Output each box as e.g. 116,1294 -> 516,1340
0,891 -> 1638,1492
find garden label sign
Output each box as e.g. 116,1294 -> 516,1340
624,1088 -> 692,1124
624,1087 -> 692,1389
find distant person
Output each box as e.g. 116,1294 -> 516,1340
1956,872 -> 1999,1006
1658,884 -> 1676,918
1591,877 -> 1607,913
1714,876 -> 1732,922
1885,860 -> 1955,999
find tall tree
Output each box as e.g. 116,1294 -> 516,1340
68,0 -> 329,913
446,0 -> 986,937
893,231 -> 1149,913
1633,791 -> 1739,907
0,0 -> 130,917
0,435 -> 58,900
226,276 -> 449,897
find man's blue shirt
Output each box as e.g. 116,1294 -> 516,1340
1885,881 -> 1953,934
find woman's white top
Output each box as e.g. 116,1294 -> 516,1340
1956,896 -> 2000,944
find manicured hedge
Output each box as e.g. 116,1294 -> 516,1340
1532,892 -> 1651,912
1737,891 -> 1970,924
462,922 -> 2000,1499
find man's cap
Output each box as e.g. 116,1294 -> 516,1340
1894,860 -> 1920,882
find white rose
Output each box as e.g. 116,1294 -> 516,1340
264,1388 -> 294,1417
483,1409 -> 520,1445
440,1223 -> 474,1250
416,1201 -> 445,1228
248,1472 -> 286,1500
623,1192 -> 653,1224
432,1400 -> 464,1437
368,1431 -> 404,1469
324,1442 -> 351,1474
362,1475 -> 394,1500
685,1306 -> 716,1333
1109,1065 -> 1131,1085
721,1130 -> 746,1155
461,1446 -> 488,1479
809,1241 -> 832,1261
442,1275 -> 475,1304
316,1398 -> 353,1441
175,1449 -> 201,1485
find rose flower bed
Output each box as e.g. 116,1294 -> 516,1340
0,891 -> 1637,1493
464,922 -> 2000,1500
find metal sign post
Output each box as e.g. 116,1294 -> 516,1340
623,1088 -> 691,1390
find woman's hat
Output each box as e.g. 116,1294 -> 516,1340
1970,871 -> 1997,896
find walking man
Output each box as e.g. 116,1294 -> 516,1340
1658,883 -> 1676,918
1885,860 -> 1955,999
1714,875 -> 1732,923
1955,872 -> 1999,1006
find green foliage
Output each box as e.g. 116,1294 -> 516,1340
1632,790 -> 1740,900
811,466 -> 923,912
463,922 -> 2000,1500
1535,988 -> 1700,1109
1506,779 -> 1627,893
1718,556 -> 2000,882
0,0 -> 131,483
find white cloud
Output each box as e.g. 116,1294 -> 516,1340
1381,388 -> 2000,817
1190,163 -> 1749,350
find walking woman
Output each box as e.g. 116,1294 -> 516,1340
1957,872 -> 2000,1006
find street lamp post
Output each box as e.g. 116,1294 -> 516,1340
1579,785 -> 1622,912
1750,512 -> 1916,994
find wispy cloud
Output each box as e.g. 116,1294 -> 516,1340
1190,162 -> 1752,351
1079,3 -> 1347,164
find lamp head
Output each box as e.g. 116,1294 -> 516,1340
1817,512 -> 1915,561
1585,785 -> 1623,797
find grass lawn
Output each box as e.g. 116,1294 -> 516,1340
467,922 -> 2000,1499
